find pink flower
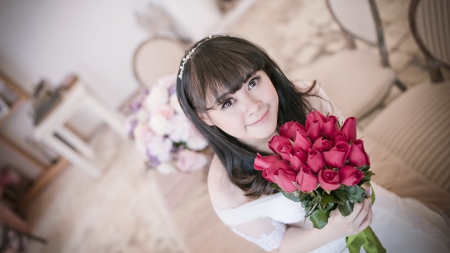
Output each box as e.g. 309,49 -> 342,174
268,135 -> 294,161
296,166 -> 318,192
176,150 -> 208,172
323,141 -> 350,168
307,148 -> 326,173
339,165 -> 364,186
168,114 -> 190,142
280,121 -> 306,141
312,137 -> 333,152
151,104 -> 174,119
332,131 -> 347,144
254,153 -> 282,171
322,115 -> 338,139
341,117 -> 357,143
348,140 -> 370,167
318,169 -> 340,190
293,131 -> 312,152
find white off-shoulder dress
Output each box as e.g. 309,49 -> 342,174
210,81 -> 450,252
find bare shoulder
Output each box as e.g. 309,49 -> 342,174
207,155 -> 247,209
293,80 -> 320,94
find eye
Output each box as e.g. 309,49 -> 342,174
221,98 -> 235,109
248,77 -> 260,90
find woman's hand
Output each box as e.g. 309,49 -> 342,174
323,198 -> 373,240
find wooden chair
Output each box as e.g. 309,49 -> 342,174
409,0 -> 450,83
301,0 -> 407,120
133,37 -> 186,88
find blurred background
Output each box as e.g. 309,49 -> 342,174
0,0 -> 449,252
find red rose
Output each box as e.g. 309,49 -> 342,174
323,141 -> 350,168
280,121 -> 306,141
290,154 -> 306,172
296,166 -> 318,192
341,117 -> 357,143
312,137 -> 333,152
306,119 -> 323,143
293,131 -> 312,152
306,110 -> 327,129
307,148 -> 326,173
322,115 -> 338,139
293,147 -> 308,163
332,130 -> 347,144
254,153 -> 282,171
266,160 -> 297,192
268,135 -> 293,161
318,168 -> 340,190
348,140 -> 370,167
339,165 -> 364,186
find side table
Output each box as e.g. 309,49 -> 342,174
33,80 -> 126,178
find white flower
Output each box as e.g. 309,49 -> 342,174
157,74 -> 177,89
186,127 -> 208,151
170,93 -> 183,114
168,114 -> 190,142
156,162 -> 177,174
144,86 -> 168,109
136,109 -> 149,123
147,136 -> 172,162
149,114 -> 169,136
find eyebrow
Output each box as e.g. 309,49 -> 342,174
213,71 -> 258,105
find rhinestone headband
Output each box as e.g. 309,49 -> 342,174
178,35 -> 214,80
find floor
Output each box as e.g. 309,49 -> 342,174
24,0 -> 446,252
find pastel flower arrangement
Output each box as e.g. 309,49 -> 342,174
124,74 -> 209,174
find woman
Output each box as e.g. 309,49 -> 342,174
176,34 -> 450,252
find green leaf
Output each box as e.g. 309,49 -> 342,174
339,199 -> 354,216
321,194 -> 333,208
271,184 -> 281,190
281,191 -> 301,202
346,185 -> 367,203
310,209 -> 330,229
359,165 -> 371,171
334,189 -> 347,202
360,171 -> 375,185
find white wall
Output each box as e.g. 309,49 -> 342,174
0,0 -> 147,109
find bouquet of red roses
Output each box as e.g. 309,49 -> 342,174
254,110 -> 385,253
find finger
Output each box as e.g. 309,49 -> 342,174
357,208 -> 373,233
348,201 -> 364,219
353,199 -> 371,225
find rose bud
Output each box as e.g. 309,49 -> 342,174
306,119 -> 323,143
264,160 -> 291,182
339,165 -> 364,186
268,135 -> 294,161
352,140 -> 370,166
269,161 -> 298,192
307,148 -> 326,173
290,154 -> 306,172
322,115 -> 338,139
293,147 -> 308,163
280,121 -> 306,141
306,110 -> 327,130
312,137 -> 333,152
323,141 -> 350,168
293,131 -> 312,152
341,117 -> 357,143
318,168 -> 340,190
254,153 -> 282,171
296,166 -> 318,192
332,130 -> 347,144
348,140 -> 370,167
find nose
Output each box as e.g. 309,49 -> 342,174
244,94 -> 262,115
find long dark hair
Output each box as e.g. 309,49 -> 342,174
176,35 -> 316,198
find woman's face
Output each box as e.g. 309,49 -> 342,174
202,70 -> 279,150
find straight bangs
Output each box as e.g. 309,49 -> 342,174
185,39 -> 268,113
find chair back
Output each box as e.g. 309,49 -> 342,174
327,0 -> 389,66
133,37 -> 186,88
409,0 -> 450,82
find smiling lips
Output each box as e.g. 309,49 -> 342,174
248,109 -> 269,126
